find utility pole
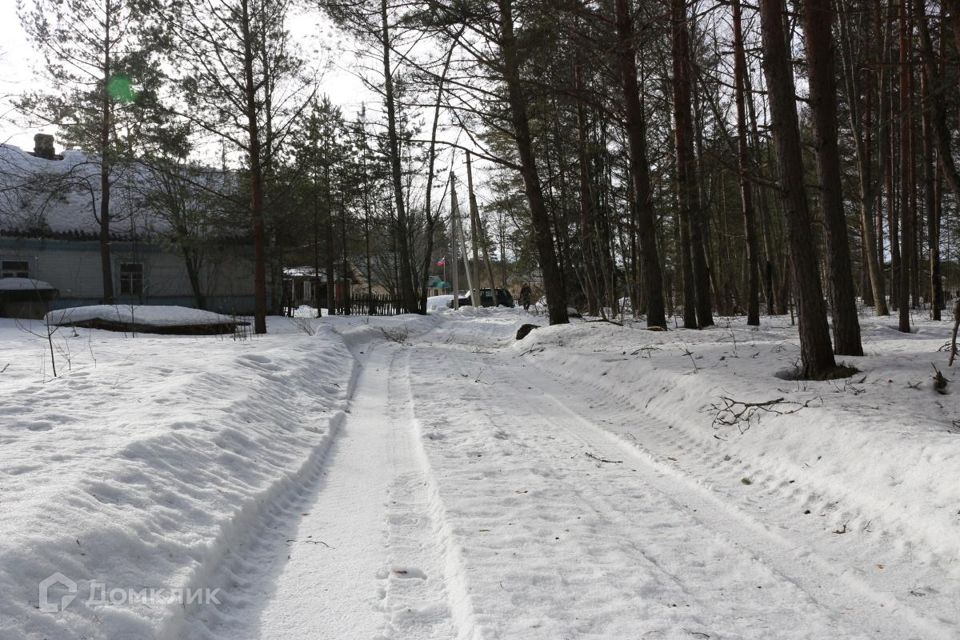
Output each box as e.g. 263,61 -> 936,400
467,151 -> 499,304
469,189 -> 482,305
457,192 -> 477,304
450,172 -> 460,310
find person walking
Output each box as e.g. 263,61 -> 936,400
520,282 -> 532,312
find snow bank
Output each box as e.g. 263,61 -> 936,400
514,315 -> 960,561
426,294 -> 453,312
46,305 -> 239,328
0,321 -> 355,639
0,277 -> 56,291
292,304 -> 319,318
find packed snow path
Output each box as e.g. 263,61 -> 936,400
176,321 -> 955,640
181,342 -> 465,639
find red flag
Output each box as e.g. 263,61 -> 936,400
436,257 -> 446,267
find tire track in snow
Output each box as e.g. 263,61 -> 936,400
173,339 -> 477,640
511,356 -> 955,639
406,347 -> 812,638
156,337 -> 362,640
523,355 -> 960,635
382,348 -> 486,640
407,343 -> 951,639
173,341 -> 394,640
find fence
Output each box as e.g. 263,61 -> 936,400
331,292 -> 403,316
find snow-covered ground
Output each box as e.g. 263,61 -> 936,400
1,307 -> 958,639
426,294 -> 454,312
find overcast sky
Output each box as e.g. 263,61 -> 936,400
0,3 -> 375,153
0,1 -> 43,149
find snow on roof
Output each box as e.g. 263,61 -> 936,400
284,266 -> 326,278
0,144 -> 240,241
45,304 -> 239,327
283,265 -> 362,283
0,277 -> 56,291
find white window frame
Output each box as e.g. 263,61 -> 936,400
119,262 -> 144,296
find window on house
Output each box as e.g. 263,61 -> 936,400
120,263 -> 144,295
1,260 -> 29,278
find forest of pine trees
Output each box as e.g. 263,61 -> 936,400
9,0 -> 960,378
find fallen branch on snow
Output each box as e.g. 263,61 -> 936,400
286,538 -> 333,548
585,452 -> 623,464
710,395 -> 814,433
381,327 -> 409,344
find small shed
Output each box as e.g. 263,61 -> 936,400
0,278 -> 59,319
427,275 -> 451,297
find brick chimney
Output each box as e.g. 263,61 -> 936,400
33,134 -> 56,160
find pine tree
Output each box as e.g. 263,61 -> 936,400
160,0 -> 308,333
18,0 -> 167,303
802,0 -> 864,355
759,0 -> 838,377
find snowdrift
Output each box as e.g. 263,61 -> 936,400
514,315 -> 960,561
0,277 -> 56,291
0,320 -> 354,639
45,305 -> 248,335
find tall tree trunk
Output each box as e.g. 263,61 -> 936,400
760,0 -> 837,377
314,165 -> 323,316
180,244 -> 205,310
672,0 -> 700,328
732,0 -> 760,325
497,0 -> 568,324
670,0 -> 713,327
418,31 -> 460,313
879,0 -> 900,311
744,60 -> 779,314
916,2 -> 951,318
381,0 -> 417,313
931,153 -> 943,320
241,0 -> 267,333
898,0 -> 913,332
362,155 -> 373,314
838,0 -> 888,315
340,190 -> 350,315
574,63 -> 600,316
99,0 -> 114,304
677,186 -> 697,327
921,74 -> 938,318
918,2 -> 960,195
99,155 -> 113,304
802,0 -> 864,355
259,12 -> 279,317
325,162 -> 336,315
614,0 -> 666,328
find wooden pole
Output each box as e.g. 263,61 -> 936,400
450,172 -> 460,309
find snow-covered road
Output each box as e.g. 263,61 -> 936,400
183,317 -> 954,639
182,341 -> 467,640
400,334 -> 952,640
3,310 -> 959,639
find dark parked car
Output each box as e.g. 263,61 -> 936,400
449,288 -> 515,308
